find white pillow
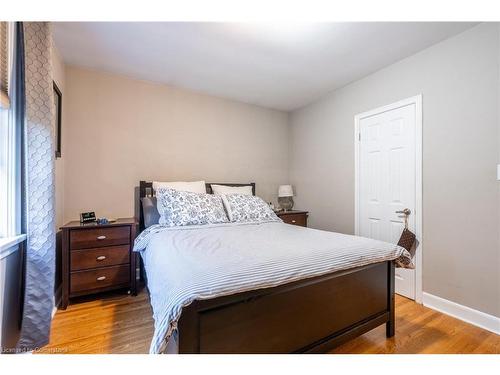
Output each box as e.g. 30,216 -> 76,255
156,187 -> 228,227
211,184 -> 253,196
153,180 -> 206,194
221,194 -> 281,223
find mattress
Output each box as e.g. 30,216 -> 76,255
134,221 -> 411,353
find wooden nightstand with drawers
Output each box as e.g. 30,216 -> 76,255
276,210 -> 309,227
60,218 -> 137,309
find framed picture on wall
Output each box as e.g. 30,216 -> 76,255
53,81 -> 62,158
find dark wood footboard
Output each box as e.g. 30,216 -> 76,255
178,260 -> 395,353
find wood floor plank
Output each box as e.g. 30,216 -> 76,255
37,290 -> 499,354
332,295 -> 500,354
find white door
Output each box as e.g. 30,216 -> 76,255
356,98 -> 421,300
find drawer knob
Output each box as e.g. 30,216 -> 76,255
96,235 -> 106,240
96,255 -> 106,261
96,276 -> 106,281
291,220 -> 296,223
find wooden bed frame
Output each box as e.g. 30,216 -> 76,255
138,181 -> 395,353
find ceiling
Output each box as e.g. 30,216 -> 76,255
53,22 -> 477,111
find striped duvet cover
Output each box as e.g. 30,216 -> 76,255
134,221 -> 411,354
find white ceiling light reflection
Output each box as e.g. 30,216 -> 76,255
228,22 -> 327,43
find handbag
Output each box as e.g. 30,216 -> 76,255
398,227 -> 415,252
395,215 -> 416,268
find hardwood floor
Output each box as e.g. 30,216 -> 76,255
39,288 -> 154,354
332,296 -> 500,354
38,289 -> 500,354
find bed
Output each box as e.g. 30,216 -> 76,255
136,181 -> 410,354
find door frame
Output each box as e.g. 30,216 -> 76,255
354,95 -> 423,303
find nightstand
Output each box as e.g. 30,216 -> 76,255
276,210 -> 308,227
60,218 -> 137,309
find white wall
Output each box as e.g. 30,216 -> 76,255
290,23 -> 500,317
51,39 -> 65,229
62,66 -> 289,222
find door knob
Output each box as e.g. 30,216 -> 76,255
395,208 -> 411,216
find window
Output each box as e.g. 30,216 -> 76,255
0,102 -> 9,237
0,21 -> 9,108
0,22 -> 16,239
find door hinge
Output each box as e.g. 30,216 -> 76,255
358,132 -> 361,141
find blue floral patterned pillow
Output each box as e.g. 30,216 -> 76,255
156,187 -> 229,226
221,194 -> 281,223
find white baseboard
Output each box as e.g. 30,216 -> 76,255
423,292 -> 500,335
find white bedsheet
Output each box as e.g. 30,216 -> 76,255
134,221 -> 411,354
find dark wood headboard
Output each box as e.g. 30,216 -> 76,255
138,181 -> 256,231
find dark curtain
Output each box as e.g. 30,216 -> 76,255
14,23 -> 26,234
13,21 -> 26,342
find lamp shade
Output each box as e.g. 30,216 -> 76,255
278,185 -> 294,197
